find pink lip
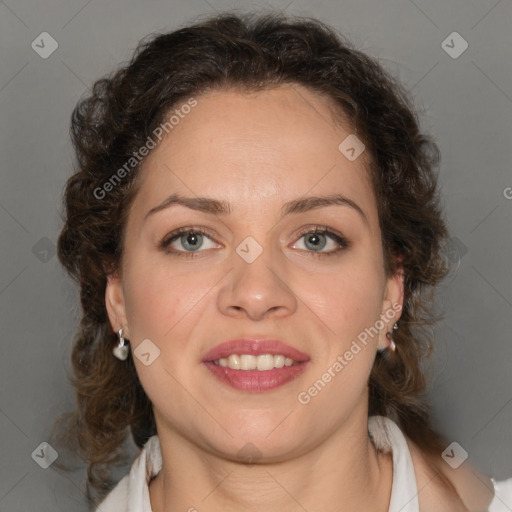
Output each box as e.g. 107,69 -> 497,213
204,363 -> 310,392
201,339 -> 310,363
202,339 -> 311,392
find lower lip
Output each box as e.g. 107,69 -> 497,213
203,361 -> 310,391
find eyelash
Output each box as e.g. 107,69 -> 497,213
159,225 -> 350,259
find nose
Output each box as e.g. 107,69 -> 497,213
217,239 -> 298,321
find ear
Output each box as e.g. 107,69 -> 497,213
377,268 -> 404,350
105,270 -> 130,339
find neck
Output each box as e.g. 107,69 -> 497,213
149,413 -> 393,512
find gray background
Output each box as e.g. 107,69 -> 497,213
1,0 -> 511,510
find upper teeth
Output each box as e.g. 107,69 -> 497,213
213,354 -> 297,370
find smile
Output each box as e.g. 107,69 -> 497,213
212,354 -> 299,371
202,338 -> 310,391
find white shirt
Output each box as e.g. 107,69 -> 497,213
95,416 -> 512,512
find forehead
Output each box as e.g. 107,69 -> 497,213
130,84 -> 378,229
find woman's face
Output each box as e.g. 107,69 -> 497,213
106,84 -> 403,461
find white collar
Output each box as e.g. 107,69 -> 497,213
368,415 -> 419,512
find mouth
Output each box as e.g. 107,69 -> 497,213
212,353 -> 301,370
202,339 -> 310,392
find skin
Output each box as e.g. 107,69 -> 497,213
105,84 -> 494,511
406,438 -> 495,511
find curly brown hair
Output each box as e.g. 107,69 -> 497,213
51,10 -> 451,507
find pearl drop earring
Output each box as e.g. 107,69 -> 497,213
113,328 -> 130,360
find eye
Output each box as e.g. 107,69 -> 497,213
291,226 -> 349,256
160,227 -> 220,257
159,225 -> 350,259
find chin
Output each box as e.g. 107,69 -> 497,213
201,412 -> 311,462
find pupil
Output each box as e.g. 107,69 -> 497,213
306,233 -> 326,250
184,233 -> 201,250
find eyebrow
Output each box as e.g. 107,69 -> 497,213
144,192 -> 368,225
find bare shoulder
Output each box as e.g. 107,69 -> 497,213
405,436 -> 495,512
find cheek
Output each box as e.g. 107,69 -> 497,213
297,257 -> 384,337
122,259 -> 215,424
123,254 -> 214,341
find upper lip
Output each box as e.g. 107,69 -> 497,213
202,339 -> 310,363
